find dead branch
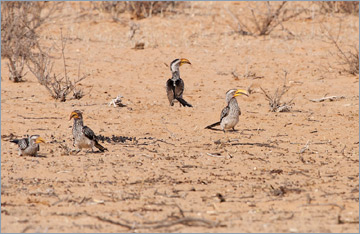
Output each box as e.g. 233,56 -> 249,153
310,95 -> 345,102
206,153 -> 225,158
26,29 -> 89,101
299,140 -> 310,154
321,22 -> 359,76
299,203 -> 345,211
338,214 -> 359,224
261,71 -> 294,112
109,94 -> 127,107
91,214 -> 218,230
1,2 -> 59,82
52,211 -> 220,230
227,2 -> 306,36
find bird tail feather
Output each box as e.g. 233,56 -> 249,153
176,97 -> 192,107
205,122 -> 221,129
95,141 -> 107,152
10,139 -> 20,144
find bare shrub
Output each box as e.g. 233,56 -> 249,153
260,71 -> 294,112
94,1 -> 180,20
227,1 -> 306,36
127,1 -> 176,19
321,23 -> 359,76
1,2 -> 57,82
316,1 -> 359,15
26,31 -> 89,102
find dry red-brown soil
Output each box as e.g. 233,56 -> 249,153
1,2 -> 359,233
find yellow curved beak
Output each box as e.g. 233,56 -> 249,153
69,112 -> 78,120
233,89 -> 249,97
179,58 -> 191,66
35,137 -> 45,144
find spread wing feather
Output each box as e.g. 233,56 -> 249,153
11,138 -> 29,150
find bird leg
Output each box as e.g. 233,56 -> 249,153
71,148 -> 81,154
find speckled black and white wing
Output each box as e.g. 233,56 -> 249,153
220,105 -> 230,122
83,126 -> 97,141
166,79 -> 175,105
10,138 -> 29,150
83,125 -> 107,152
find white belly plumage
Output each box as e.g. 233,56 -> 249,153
75,136 -> 94,149
20,146 -> 38,156
221,115 -> 239,130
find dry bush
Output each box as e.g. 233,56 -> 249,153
227,1 -> 306,36
260,71 -> 294,112
316,1 -> 359,15
26,31 -> 89,102
321,23 -> 359,76
1,2 -> 57,82
94,1 -> 181,20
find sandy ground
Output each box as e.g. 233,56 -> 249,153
1,2 -> 359,233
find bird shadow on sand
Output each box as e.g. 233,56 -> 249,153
205,128 -> 239,132
26,154 -> 47,158
70,150 -> 106,156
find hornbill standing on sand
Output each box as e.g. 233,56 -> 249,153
205,89 -> 249,132
70,110 -> 107,153
166,58 -> 193,107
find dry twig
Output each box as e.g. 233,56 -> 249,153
321,22 -> 359,76
310,95 -> 345,102
226,2 -> 305,36
261,71 -> 294,112
1,2 -> 59,82
52,211 -> 220,230
26,29 -> 89,101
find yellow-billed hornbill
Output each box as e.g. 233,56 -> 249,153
166,58 -> 192,107
205,89 -> 249,132
10,135 -> 45,156
70,110 -> 107,152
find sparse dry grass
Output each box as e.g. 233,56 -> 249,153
316,1 -> 359,15
226,1 -> 306,36
93,1 -> 184,20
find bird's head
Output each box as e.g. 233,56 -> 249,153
30,135 -> 45,144
170,58 -> 191,72
69,110 -> 83,120
226,89 -> 249,102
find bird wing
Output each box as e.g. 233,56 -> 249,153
220,105 -> 230,122
83,125 -> 107,152
166,79 -> 175,102
174,78 -> 184,98
11,138 -> 29,150
83,126 -> 97,141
